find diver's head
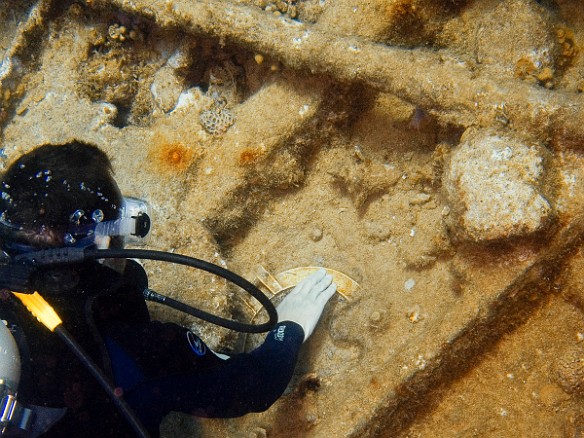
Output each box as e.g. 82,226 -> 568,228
0,142 -> 124,253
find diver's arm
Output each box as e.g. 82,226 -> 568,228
124,270 -> 336,425
124,320 -> 304,426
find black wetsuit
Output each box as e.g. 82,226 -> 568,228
0,260 -> 304,437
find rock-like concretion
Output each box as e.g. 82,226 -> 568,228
444,128 -> 553,242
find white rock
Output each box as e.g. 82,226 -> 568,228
173,87 -> 212,114
444,128 -> 553,242
150,65 -> 184,113
167,45 -> 192,70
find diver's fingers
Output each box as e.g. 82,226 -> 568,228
295,268 -> 327,296
313,273 -> 333,294
316,282 -> 337,307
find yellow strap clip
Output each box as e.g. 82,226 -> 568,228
12,292 -> 62,332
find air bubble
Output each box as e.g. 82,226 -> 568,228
64,233 -> 76,245
70,209 -> 85,224
92,209 -> 104,223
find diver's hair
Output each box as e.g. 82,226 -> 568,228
0,141 -> 123,249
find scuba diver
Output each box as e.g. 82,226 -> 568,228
0,142 -> 337,437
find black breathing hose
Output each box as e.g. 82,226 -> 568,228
83,248 -> 278,333
54,325 -> 150,438
16,246 -> 278,333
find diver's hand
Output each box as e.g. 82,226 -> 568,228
276,268 -> 337,342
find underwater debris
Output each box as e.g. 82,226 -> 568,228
554,349 -> 584,396
102,0 -> 584,141
328,148 -> 401,209
4,1 -> 584,437
444,128 -> 553,243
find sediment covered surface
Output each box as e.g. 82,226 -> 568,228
2,1 -> 584,437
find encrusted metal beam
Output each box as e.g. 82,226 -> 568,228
94,0 -> 584,144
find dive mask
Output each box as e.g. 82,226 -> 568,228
66,197 -> 151,247
0,197 -> 151,253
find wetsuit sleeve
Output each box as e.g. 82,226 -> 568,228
124,321 -> 304,427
